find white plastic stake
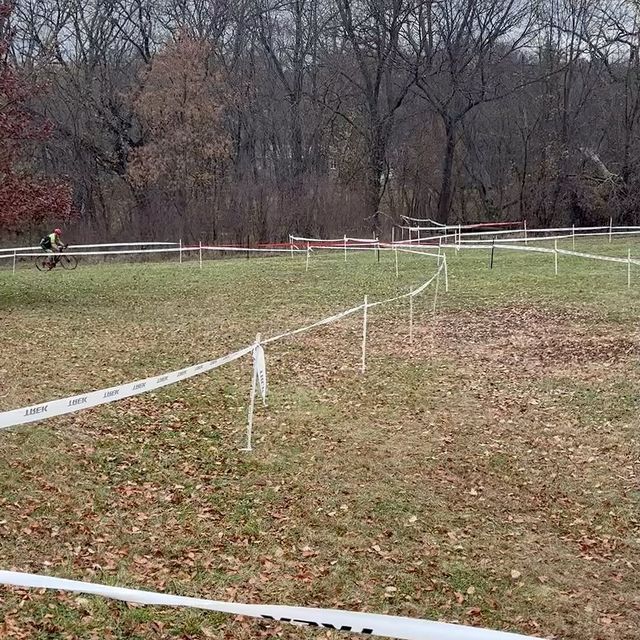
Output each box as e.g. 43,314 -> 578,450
394,248 -> 399,277
572,224 -> 575,250
609,217 -> 613,243
12,250 -> 16,275
391,226 -> 395,244
242,333 -> 261,452
179,239 -> 183,264
524,219 -> 528,245
305,244 -> 310,272
431,269 -> 441,351
554,239 -> 558,275
409,289 -> 414,344
458,223 -> 461,248
344,235 -> 347,262
361,295 -> 368,374
199,241 -> 203,269
290,235 -> 294,258
628,249 -> 631,289
442,254 -> 449,293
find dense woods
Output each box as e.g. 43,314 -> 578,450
2,0 -> 640,243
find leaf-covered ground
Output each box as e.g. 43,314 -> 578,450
0,239 -> 638,639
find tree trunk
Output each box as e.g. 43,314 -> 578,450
364,120 -> 385,234
436,119 -> 456,223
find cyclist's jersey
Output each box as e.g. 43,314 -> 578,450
49,233 -> 61,249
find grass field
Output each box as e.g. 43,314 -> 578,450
0,238 -> 639,640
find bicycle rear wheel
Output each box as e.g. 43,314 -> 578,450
59,255 -> 78,270
34,256 -> 49,272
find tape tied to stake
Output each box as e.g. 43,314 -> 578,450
0,264 -> 444,431
0,571 -> 540,640
0,345 -> 253,430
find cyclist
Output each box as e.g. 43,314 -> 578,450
40,228 -> 67,269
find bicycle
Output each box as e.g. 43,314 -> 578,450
35,248 -> 78,272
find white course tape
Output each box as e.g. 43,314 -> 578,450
0,345 -> 253,430
0,247 -> 190,258
555,247 -> 640,265
368,264 -> 444,310
0,246 -> 304,260
0,571 -> 537,640
290,235 -> 346,243
0,242 -> 179,255
264,263 -> 444,342
438,241 -> 640,266
395,247 -> 443,259
441,243 -> 554,255
457,229 -> 640,245
0,257 -> 443,430
202,245 -> 305,254
263,304 -> 366,345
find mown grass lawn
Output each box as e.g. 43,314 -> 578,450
0,238 -> 638,640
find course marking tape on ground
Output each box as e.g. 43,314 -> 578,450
0,571 -> 539,640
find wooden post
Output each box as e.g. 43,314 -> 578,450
490,238 -> 496,269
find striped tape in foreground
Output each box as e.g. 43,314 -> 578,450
0,345 -> 253,430
0,571 -> 540,640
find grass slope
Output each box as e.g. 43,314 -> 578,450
0,239 -> 638,640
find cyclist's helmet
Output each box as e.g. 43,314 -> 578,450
54,228 -> 62,235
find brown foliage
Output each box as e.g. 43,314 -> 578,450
0,1 -> 72,231
129,36 -> 231,195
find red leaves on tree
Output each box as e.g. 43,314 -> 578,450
0,1 -> 72,231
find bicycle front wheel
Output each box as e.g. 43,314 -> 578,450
34,256 -> 49,272
60,255 -> 78,270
